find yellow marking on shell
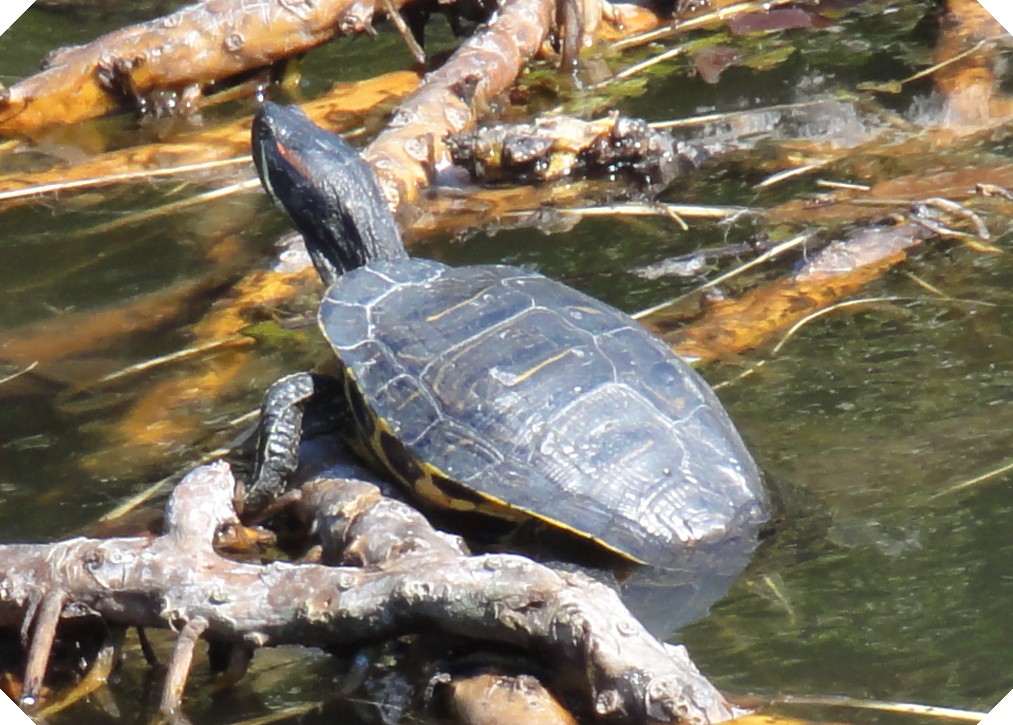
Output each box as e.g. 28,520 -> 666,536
417,460 -> 531,519
411,455 -> 641,563
423,468 -> 646,564
341,368 -> 387,466
396,388 -> 422,412
508,349 -> 573,387
424,287 -> 491,322
342,365 -> 496,513
338,365 -> 645,564
415,464 -> 481,513
515,507 -> 647,564
342,369 -> 362,423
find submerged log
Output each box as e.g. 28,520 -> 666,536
0,70 -> 420,207
650,224 -> 927,364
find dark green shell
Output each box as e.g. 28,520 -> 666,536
319,258 -> 768,567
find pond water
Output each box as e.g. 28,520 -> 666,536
0,2 -> 1010,723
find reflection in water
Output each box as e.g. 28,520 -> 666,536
621,537 -> 765,638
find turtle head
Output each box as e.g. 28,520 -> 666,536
252,102 -> 407,285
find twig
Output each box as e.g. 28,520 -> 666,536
715,294 -> 994,390
858,38 -> 996,94
79,178 -> 262,238
771,294 -> 994,356
541,201 -> 749,221
769,296 -> 900,356
0,157 -> 250,204
776,694 -> 986,722
633,230 -> 816,320
816,179 -> 871,191
755,162 -> 828,189
35,629 -> 124,719
651,99 -> 838,130
559,201 -> 698,231
96,445 -> 234,523
596,42 -> 689,88
226,705 -> 319,725
756,574 -> 795,625
929,459 -> 1013,500
96,335 -> 252,385
0,361 -> 37,387
161,617 -> 210,716
21,591 -> 68,707
919,197 -> 991,239
382,0 -> 425,64
612,0 -> 799,52
902,271 -> 951,299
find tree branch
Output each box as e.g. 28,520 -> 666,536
0,462 -> 735,723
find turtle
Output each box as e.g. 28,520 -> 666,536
247,102 -> 769,568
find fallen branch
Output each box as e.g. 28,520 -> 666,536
0,461 -> 737,723
0,0 -> 395,135
365,0 -> 556,210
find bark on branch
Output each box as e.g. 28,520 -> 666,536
0,461 -> 736,724
0,0 -> 389,135
365,0 -> 556,210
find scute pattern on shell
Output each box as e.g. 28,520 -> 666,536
319,258 -> 767,567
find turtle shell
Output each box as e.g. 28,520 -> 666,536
319,257 -> 768,567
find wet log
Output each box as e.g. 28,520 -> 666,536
440,672 -> 580,725
446,114 -> 693,186
933,0 -> 1012,125
0,0 -> 666,139
364,0 -> 556,211
0,461 -> 736,724
9,0 -> 823,144
0,0 -> 395,136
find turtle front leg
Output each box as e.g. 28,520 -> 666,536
246,371 -> 346,510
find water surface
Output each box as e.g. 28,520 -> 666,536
0,2 -> 1010,722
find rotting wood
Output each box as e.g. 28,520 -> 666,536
446,114 -> 691,186
0,461 -> 737,724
